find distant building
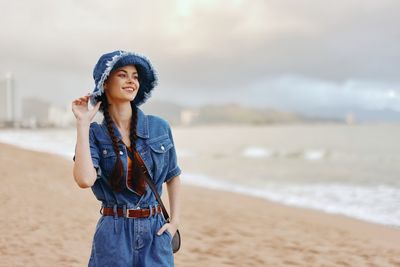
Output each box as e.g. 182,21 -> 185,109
21,97 -> 51,127
0,72 -> 16,126
48,104 -> 75,127
180,109 -> 199,125
21,97 -> 74,128
345,112 -> 356,125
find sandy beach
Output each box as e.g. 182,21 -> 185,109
1,141 -> 400,267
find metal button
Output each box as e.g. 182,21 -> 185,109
119,151 -> 124,155
103,149 -> 107,155
161,145 -> 165,151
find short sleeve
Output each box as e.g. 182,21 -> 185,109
164,124 -> 182,183
73,123 -> 102,178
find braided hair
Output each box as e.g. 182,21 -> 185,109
98,93 -> 146,194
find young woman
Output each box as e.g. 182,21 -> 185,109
72,50 -> 182,266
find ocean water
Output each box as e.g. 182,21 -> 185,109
0,126 -> 399,228
184,173 -> 400,227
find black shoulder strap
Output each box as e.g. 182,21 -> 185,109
124,145 -> 171,222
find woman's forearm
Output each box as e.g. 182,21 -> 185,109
166,176 -> 181,226
73,120 -> 97,188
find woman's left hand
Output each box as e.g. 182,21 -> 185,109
157,220 -> 178,237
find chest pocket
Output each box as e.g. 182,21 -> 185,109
99,144 -> 120,177
147,135 -> 173,176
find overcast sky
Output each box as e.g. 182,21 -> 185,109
1,0 -> 399,119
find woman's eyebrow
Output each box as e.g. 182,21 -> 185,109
118,69 -> 138,74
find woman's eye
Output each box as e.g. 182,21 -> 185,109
118,74 -> 126,78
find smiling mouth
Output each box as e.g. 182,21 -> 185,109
122,87 -> 136,92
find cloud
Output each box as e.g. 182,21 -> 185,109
0,0 -> 399,117
249,76 -> 400,112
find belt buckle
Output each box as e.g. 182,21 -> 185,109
126,206 -> 141,218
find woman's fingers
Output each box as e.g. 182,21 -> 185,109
73,95 -> 91,105
78,96 -> 89,102
71,94 -> 93,120
93,101 -> 102,112
157,224 -> 167,235
73,100 -> 84,105
157,223 -> 177,236
73,95 -> 90,102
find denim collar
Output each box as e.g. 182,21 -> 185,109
101,107 -> 149,140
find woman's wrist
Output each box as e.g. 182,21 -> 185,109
76,118 -> 91,128
169,218 -> 180,227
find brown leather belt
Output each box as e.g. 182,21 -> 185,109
101,205 -> 162,218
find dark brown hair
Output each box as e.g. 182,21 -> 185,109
98,93 -> 146,194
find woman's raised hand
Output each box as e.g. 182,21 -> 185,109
71,94 -> 102,124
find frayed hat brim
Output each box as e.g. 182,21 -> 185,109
90,50 -> 158,107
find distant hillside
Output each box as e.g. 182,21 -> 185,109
301,107 -> 400,123
188,103 -> 304,125
142,101 -> 337,126
141,100 -> 183,125
95,100 -> 400,126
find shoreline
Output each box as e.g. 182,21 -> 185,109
1,124 -> 399,229
0,135 -> 398,229
0,138 -> 400,230
181,173 -> 400,229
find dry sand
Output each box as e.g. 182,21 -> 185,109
1,142 -> 400,267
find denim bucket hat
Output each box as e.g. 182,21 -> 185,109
90,50 -> 158,107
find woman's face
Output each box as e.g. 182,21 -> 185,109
104,65 -> 140,104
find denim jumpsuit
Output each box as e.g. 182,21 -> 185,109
73,107 -> 182,267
